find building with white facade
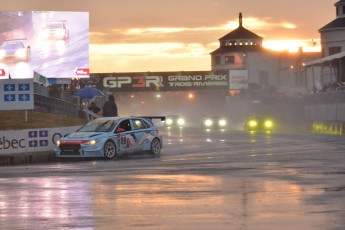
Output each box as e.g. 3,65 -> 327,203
211,13 -> 320,96
306,0 -> 345,91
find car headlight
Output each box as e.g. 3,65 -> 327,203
0,49 -> 6,59
56,140 -> 61,146
264,120 -> 273,128
84,139 -> 100,145
177,118 -> 185,126
15,48 -> 27,58
249,120 -> 258,127
218,119 -> 226,127
166,118 -> 173,125
55,29 -> 65,38
40,30 -> 50,39
204,119 -> 213,127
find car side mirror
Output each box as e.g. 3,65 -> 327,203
116,127 -> 125,133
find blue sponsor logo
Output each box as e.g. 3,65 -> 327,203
4,94 -> 16,101
40,140 -> 48,147
19,94 -> 30,101
28,130 -> 49,148
29,140 -> 38,147
18,84 -> 30,91
4,84 -> 15,91
39,130 -> 48,137
28,131 -> 38,138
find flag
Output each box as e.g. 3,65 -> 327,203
33,71 -> 49,87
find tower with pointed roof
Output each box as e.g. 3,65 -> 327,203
210,13 -> 285,92
211,13 -> 264,71
210,12 -> 319,94
319,0 -> 345,56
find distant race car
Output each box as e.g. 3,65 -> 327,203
243,115 -> 275,131
202,115 -> 228,129
40,20 -> 69,40
54,116 -> 165,159
164,115 -> 186,128
0,39 -> 31,62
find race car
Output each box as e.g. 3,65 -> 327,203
0,39 -> 31,62
164,115 -> 186,128
54,116 -> 165,159
202,115 -> 228,129
243,115 -> 275,131
40,20 -> 69,40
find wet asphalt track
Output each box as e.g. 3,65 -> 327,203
0,128 -> 345,230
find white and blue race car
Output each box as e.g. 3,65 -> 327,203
54,116 -> 165,159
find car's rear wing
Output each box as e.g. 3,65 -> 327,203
133,116 -> 166,121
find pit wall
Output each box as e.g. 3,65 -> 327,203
0,126 -> 80,165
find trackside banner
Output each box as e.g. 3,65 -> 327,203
0,126 -> 80,154
80,71 -> 229,92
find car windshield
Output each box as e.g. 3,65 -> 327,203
2,43 -> 24,49
45,23 -> 63,29
78,119 -> 119,132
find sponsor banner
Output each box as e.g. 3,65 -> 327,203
0,126 -> 80,154
80,71 -> 229,92
229,70 -> 249,90
0,79 -> 34,110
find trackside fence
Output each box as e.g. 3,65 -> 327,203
34,94 -> 79,117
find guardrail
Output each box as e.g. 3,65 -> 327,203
303,91 -> 345,122
303,90 -> 345,105
34,94 -> 79,117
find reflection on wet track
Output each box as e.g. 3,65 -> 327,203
0,128 -> 345,229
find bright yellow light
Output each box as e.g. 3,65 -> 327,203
264,120 -> 273,128
249,120 -> 257,127
188,93 -> 194,99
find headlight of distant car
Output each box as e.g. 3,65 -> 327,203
40,30 -> 50,39
84,139 -> 100,145
0,49 -> 6,59
177,118 -> 185,126
166,118 -> 173,125
218,119 -> 227,127
204,119 -> 213,127
249,120 -> 258,127
264,120 -> 273,128
15,48 -> 27,58
55,29 -> 65,38
56,140 -> 61,146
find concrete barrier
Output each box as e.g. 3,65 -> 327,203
0,126 -> 80,166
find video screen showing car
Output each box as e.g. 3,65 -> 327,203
0,11 -> 89,79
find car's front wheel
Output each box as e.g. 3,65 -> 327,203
150,138 -> 161,155
103,140 -> 117,159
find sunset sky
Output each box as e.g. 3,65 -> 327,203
0,0 -> 336,73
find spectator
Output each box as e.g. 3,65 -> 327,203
103,94 -> 118,117
88,101 -> 101,114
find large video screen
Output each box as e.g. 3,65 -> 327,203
0,11 -> 89,79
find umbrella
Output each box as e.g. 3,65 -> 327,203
73,87 -> 105,99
